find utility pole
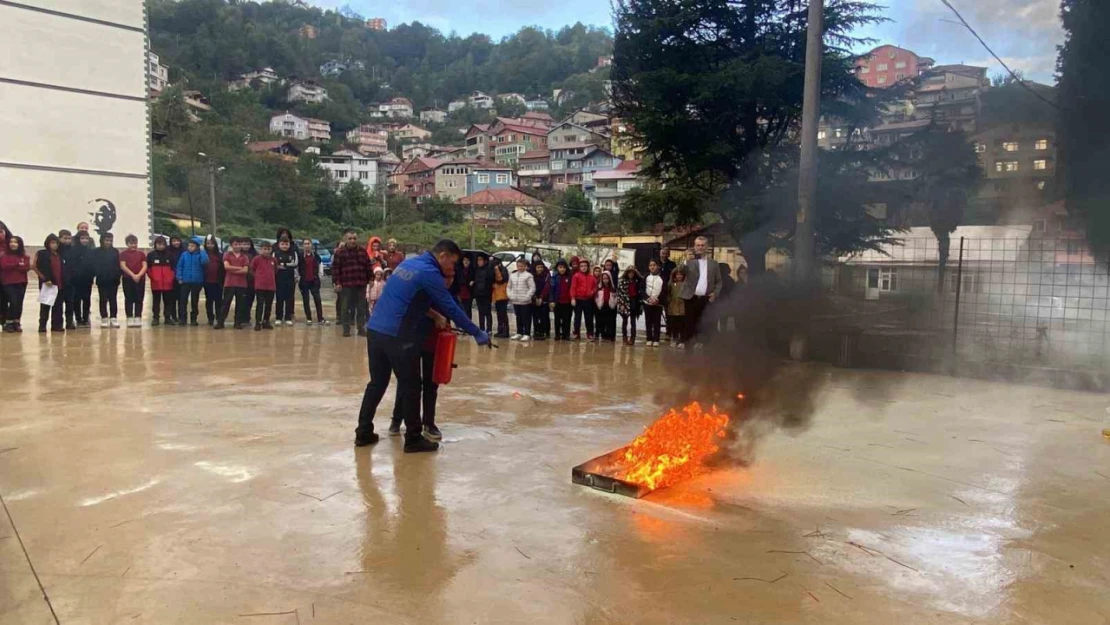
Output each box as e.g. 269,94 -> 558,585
208,166 -> 217,239
470,205 -> 475,249
793,0 -> 824,284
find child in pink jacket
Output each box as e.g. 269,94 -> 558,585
366,266 -> 385,315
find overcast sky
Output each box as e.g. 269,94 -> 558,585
324,0 -> 1063,83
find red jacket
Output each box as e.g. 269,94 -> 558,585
0,253 -> 32,285
146,249 -> 175,292
250,255 -> 277,291
570,272 -> 597,300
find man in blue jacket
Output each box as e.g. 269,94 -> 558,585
175,239 -> 209,326
356,239 -> 490,453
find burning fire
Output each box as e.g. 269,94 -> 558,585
619,402 -> 730,491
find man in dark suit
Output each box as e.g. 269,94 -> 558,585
679,236 -> 721,344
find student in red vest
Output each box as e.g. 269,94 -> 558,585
34,234 -> 65,333
202,236 -> 224,325
1,235 -> 32,333
215,237 -> 250,330
298,238 -> 327,325
146,236 -> 176,326
119,234 -> 147,328
250,241 -> 278,331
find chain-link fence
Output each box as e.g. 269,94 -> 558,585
825,235 -> 1110,373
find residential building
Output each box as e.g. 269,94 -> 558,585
390,123 -> 431,141
270,112 -> 309,140
318,150 -> 378,190
464,124 -> 491,158
517,150 -> 551,190
597,56 -> 613,68
431,145 -> 466,160
467,165 -> 515,195
854,45 -> 934,88
497,93 -> 527,106
420,109 -> 447,124
345,125 -> 389,155
488,121 -> 549,166
550,144 -> 620,188
402,142 -> 450,160
468,91 -> 495,109
589,161 -> 643,212
299,24 -> 318,39
434,159 -> 482,200
456,188 -> 543,227
610,118 -> 643,161
972,122 -> 1056,222
562,109 -> 608,127
370,97 -> 413,119
366,17 -> 387,31
915,64 -> 990,133
400,157 -> 444,204
547,121 -> 609,150
305,117 -> 331,142
522,111 -> 554,124
228,67 -> 282,91
246,140 -> 301,162
182,90 -> 212,122
448,99 -> 467,113
287,80 -> 328,104
148,51 -> 169,94
320,59 -> 365,77
525,98 -> 550,111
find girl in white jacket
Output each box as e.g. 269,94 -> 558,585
507,258 -> 536,341
643,259 -> 665,346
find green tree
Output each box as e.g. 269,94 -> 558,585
1057,0 -> 1110,254
611,0 -> 894,273
595,209 -> 622,235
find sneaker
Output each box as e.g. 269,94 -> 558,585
66,322 -> 76,331
306,320 -> 314,326
151,318 -> 160,327
357,328 -> 367,337
354,432 -> 380,447
422,424 -> 442,442
403,437 -> 439,454
254,323 -> 262,332
343,326 -> 352,337
110,319 -> 120,329
521,335 -> 531,342
233,323 -> 243,330
285,320 -> 294,327
213,322 -> 225,330
100,319 -> 110,328
572,333 -> 580,341
511,334 -> 522,341
321,319 -> 331,326
388,420 -> 402,437
263,322 -> 274,330
586,334 -> 594,341
190,319 -> 199,327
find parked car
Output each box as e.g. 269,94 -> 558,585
314,240 -> 333,275
493,250 -> 550,269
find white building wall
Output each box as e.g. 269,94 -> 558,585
0,0 -> 151,245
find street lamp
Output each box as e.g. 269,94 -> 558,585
197,153 -> 225,240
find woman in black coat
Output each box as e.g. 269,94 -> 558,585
470,253 -> 494,333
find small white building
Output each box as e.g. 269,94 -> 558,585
390,123 -> 431,141
447,99 -> 467,113
318,150 -> 378,190
525,98 -> 549,111
497,93 -> 527,106
468,91 -> 494,109
346,125 -> 389,155
148,51 -> 169,93
269,112 -> 330,142
420,109 -> 447,124
320,59 -> 365,77
287,81 -> 328,104
228,67 -> 281,91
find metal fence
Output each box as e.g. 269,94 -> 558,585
827,236 -> 1110,372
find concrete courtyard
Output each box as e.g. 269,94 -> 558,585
2,325 -> 1109,624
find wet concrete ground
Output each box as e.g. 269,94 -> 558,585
2,311 -> 1110,623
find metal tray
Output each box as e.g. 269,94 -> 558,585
571,446 -> 653,499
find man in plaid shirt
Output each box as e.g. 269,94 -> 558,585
331,230 -> 374,337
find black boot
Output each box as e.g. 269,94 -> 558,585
354,432 -> 380,447
404,435 -> 439,453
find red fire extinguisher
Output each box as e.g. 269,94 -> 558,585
431,329 -> 458,385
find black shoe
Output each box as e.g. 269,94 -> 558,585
213,322 -> 224,330
404,437 -> 439,453
422,425 -> 442,442
263,322 -> 274,330
354,432 -> 380,447
232,323 -> 243,330
343,326 -> 352,337
190,318 -> 199,327
52,326 -> 65,333
207,318 -> 215,326
388,420 -> 402,437
164,319 -> 176,326
357,328 -> 367,337
254,323 -> 262,331
38,325 -> 47,333
151,318 -> 160,327
66,322 -> 76,330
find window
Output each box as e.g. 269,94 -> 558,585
336,170 -> 348,178
864,203 -> 888,219
552,161 -> 564,171
895,61 -> 907,69
818,130 -> 827,140
496,173 -> 509,184
583,172 -> 593,182
995,160 -> 1019,172
951,273 -> 981,294
834,128 -> 844,138
1003,142 -> 1019,152
359,172 -> 368,179
1035,139 -> 1048,150
859,66 -> 870,74
888,49 -> 897,59
975,143 -> 986,153
477,173 -> 489,183
877,63 -> 889,71
447,180 -> 457,188
1034,159 -> 1047,170
1037,180 -> 1047,190
1033,219 -> 1046,233
866,268 -> 898,292
896,73 -> 905,81
877,75 -> 887,84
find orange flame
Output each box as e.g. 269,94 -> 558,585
620,402 -> 730,490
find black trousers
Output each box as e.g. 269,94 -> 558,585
554,303 -> 572,339
3,283 -> 26,323
513,303 -> 532,336
122,278 -> 145,318
339,286 -> 368,330
495,300 -> 510,336
243,285 -> 255,321
621,312 -> 638,340
177,283 -> 201,322
40,301 -> 63,330
166,281 -> 180,321
275,272 -> 296,321
532,303 -> 550,338
596,307 -> 617,340
461,297 -> 473,320
476,296 -> 492,332
391,348 -> 438,428
573,300 -> 595,336
70,279 -> 92,323
219,286 -> 247,325
300,280 -> 324,321
254,290 -> 275,324
644,305 -> 663,342
357,331 -> 423,443
669,315 -> 687,343
152,291 -> 173,321
97,280 -> 119,318
204,282 -> 222,322
63,283 -> 77,326
685,295 -> 709,342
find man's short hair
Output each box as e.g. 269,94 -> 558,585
431,239 -> 461,257
125,234 -> 138,244
343,229 -> 357,237
58,229 -> 72,238
694,236 -> 709,245
260,241 -> 272,249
